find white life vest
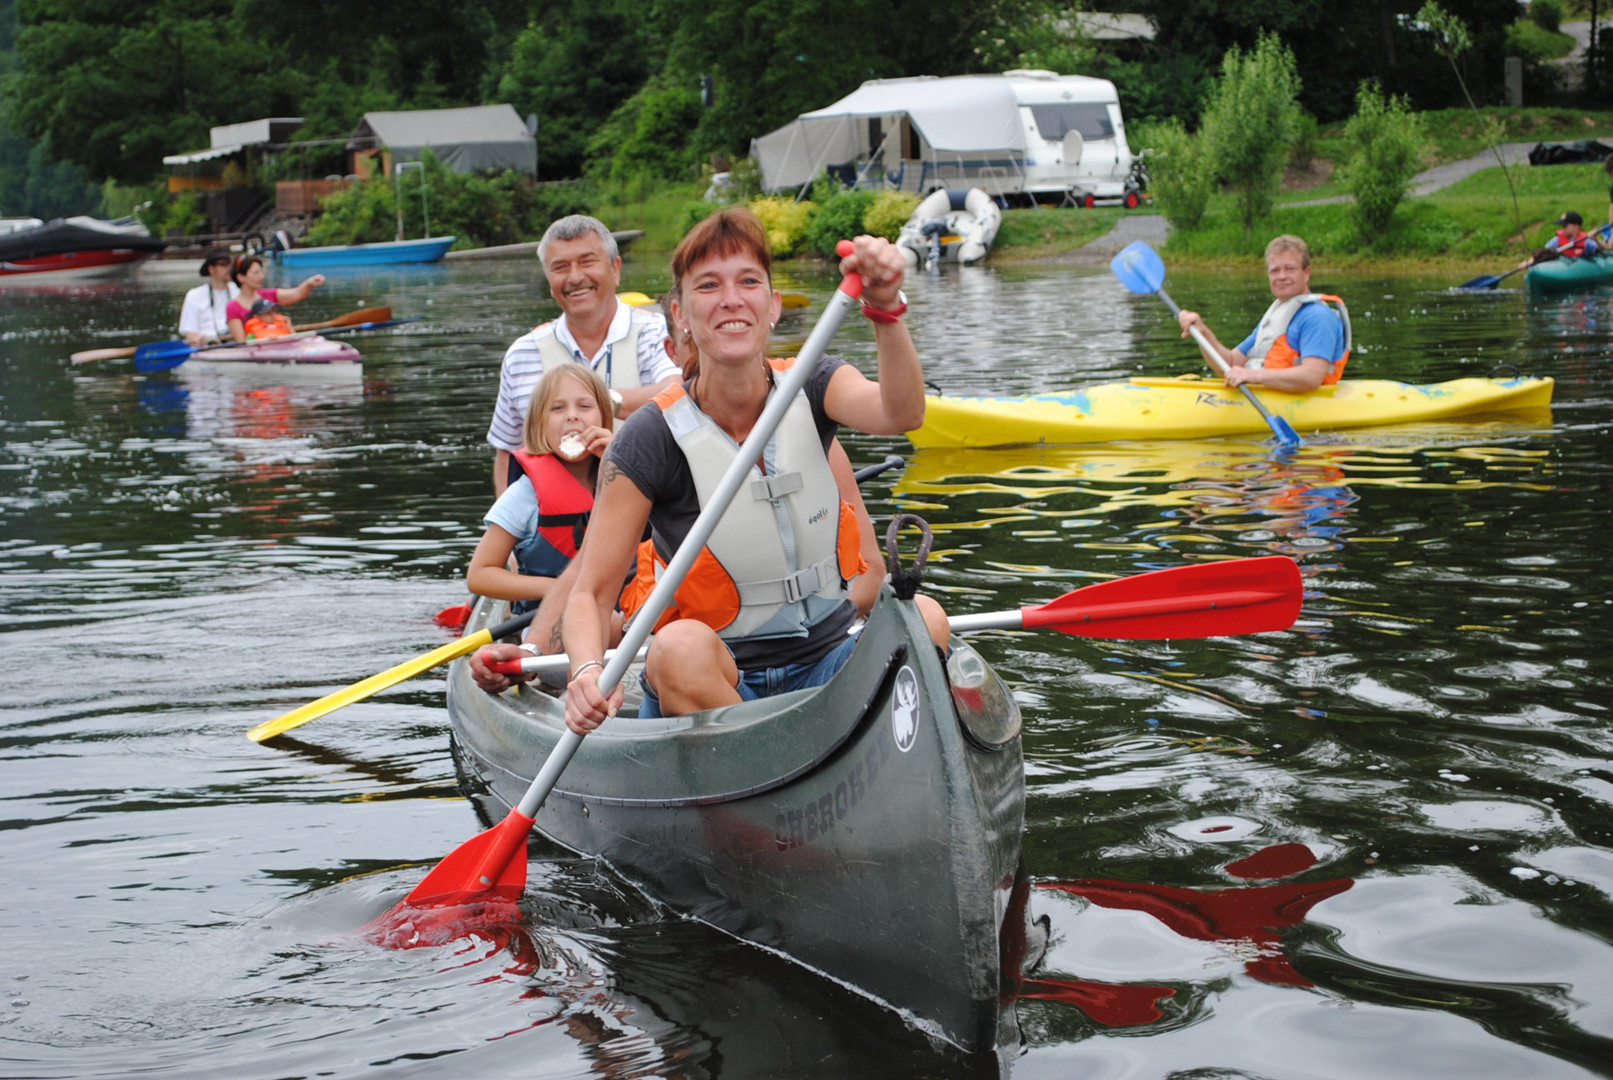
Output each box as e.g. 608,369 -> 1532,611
533,304 -> 658,389
633,364 -> 861,641
1245,292 -> 1352,383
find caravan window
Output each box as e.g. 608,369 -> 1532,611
1029,103 -> 1114,141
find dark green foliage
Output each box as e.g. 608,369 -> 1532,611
1530,0 -> 1562,33
1123,0 -> 1525,125
494,0 -> 654,179
5,0 -> 267,183
589,77 -> 705,183
0,120 -> 101,217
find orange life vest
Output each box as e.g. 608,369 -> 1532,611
1246,293 -> 1352,385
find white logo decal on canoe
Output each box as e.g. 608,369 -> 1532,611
892,666 -> 919,753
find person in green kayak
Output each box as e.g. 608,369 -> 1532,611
1517,210 -> 1601,271
1175,234 -> 1349,394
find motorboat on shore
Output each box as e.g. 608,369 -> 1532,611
0,216 -> 166,282
909,373 -> 1555,447
897,187 -> 1003,267
445,587 -> 1027,1052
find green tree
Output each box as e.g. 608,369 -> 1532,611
1198,33 -> 1302,237
1129,119 -> 1212,231
492,0 -> 653,180
5,0 -> 266,183
1341,81 -> 1426,237
589,76 -> 705,183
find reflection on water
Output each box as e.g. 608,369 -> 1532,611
2,260 -> 1612,1078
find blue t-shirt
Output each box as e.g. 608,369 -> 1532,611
483,476 -> 551,577
1237,301 -> 1346,368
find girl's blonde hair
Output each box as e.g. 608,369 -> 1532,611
521,361 -> 614,454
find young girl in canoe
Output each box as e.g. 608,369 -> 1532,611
225,255 -> 326,342
467,361 -> 615,616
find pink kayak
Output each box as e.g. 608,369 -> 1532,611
185,334 -> 362,371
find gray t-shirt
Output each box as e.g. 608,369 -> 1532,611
607,355 -> 857,669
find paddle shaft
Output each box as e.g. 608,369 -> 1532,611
246,608 -> 535,742
1154,287 -> 1301,446
502,249 -> 865,831
493,555 -> 1302,674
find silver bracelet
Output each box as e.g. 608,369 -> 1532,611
569,659 -> 605,681
516,642 -> 541,656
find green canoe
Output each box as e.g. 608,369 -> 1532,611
1526,253 -> 1613,296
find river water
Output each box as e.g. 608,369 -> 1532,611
1,250 -> 1610,1079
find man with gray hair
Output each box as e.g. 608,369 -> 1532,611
487,214 -> 679,493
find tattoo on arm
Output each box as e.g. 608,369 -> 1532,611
599,459 -> 625,487
545,620 -> 564,651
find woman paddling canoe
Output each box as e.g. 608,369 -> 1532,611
562,208 -> 931,727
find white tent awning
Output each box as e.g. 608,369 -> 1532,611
752,76 -> 1027,192
163,144 -> 246,166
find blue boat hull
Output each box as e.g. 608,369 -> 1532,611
272,236 -> 455,268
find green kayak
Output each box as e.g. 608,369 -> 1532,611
1526,253 -> 1613,296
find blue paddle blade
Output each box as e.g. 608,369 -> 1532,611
1110,241 -> 1166,295
1268,413 -> 1303,446
132,340 -> 197,373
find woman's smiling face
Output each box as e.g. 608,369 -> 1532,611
674,251 -> 780,367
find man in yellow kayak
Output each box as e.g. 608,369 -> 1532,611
1175,234 -> 1349,393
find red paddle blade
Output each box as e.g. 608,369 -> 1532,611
433,601 -> 472,629
362,809 -> 534,949
1023,555 -> 1301,640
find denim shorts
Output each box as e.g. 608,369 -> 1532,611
637,632 -> 860,719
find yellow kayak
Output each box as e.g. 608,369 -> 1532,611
908,375 -> 1555,448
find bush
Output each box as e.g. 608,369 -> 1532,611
862,190 -> 920,241
136,191 -> 206,237
1199,32 -> 1304,236
1531,0 -> 1562,33
1341,81 -> 1428,237
801,176 -> 878,258
750,196 -> 815,257
1130,120 -> 1213,231
306,150 -> 591,248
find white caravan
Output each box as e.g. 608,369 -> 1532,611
751,69 -> 1141,206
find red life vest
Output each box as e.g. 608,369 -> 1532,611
1554,228 -> 1590,259
512,450 -> 594,561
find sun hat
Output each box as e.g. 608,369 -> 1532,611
199,246 -> 232,276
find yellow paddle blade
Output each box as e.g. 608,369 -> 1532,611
247,628 -> 494,742
618,291 -> 656,307
779,292 -> 810,309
